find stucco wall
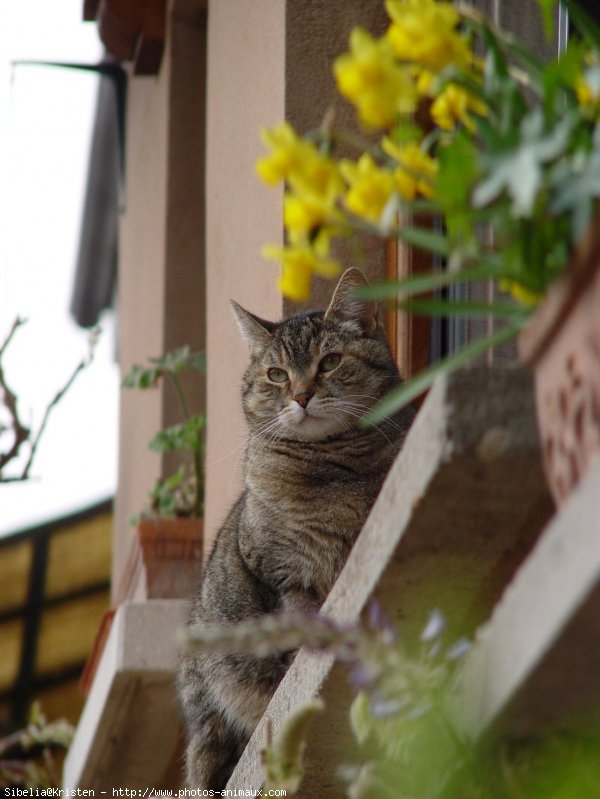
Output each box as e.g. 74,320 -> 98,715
203,0 -> 389,551
204,0 -> 286,543
114,5 -> 206,597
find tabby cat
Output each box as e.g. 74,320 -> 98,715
177,268 -> 414,789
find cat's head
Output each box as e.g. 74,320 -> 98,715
231,268 -> 400,442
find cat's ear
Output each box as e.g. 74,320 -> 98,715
230,300 -> 275,355
324,268 -> 378,335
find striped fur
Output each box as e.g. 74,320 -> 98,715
178,269 -> 414,789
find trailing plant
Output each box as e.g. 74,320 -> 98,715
0,703 -> 74,789
262,699 -> 324,794
256,0 -> 600,420
0,318 -> 98,483
122,345 -> 205,518
181,606 -> 600,798
181,606 -> 473,797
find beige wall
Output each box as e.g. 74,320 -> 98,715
114,2 -> 207,597
115,0 -> 393,574
204,0 -> 286,543
116,56 -> 170,594
204,0 -> 388,550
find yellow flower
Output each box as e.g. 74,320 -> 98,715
340,154 -> 396,221
334,28 -> 417,128
262,242 -> 341,302
576,65 -> 600,115
383,139 -> 438,199
256,123 -> 341,195
385,0 -> 472,72
499,279 -> 542,307
283,181 -> 341,236
431,83 -> 486,131
415,68 -> 435,96
256,123 -> 309,185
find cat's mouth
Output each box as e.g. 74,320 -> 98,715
281,400 -> 342,440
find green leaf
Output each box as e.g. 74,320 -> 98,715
149,346 -> 205,375
474,109 -> 576,217
437,132 -> 479,247
394,226 -> 449,256
149,415 -> 205,453
350,692 -> 373,746
362,325 -> 521,425
563,0 -> 600,50
121,363 -> 161,389
400,299 -> 527,318
536,0 -> 556,41
122,347 -> 205,389
354,261 -> 505,300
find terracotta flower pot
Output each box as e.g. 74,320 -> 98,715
518,224 -> 600,506
82,517 -> 203,694
115,515 -> 204,604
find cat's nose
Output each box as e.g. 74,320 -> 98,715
293,391 -> 313,409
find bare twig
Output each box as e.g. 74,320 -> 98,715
0,318 -> 30,476
21,328 -> 100,480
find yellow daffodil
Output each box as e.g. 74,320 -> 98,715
256,122 -> 342,197
283,183 -> 340,235
340,154 -> 396,221
576,65 -> 600,115
262,242 -> 341,302
415,68 -> 435,96
334,28 -> 417,128
499,278 -> 542,307
383,139 -> 438,199
256,123 -> 310,185
431,83 -> 486,131
385,0 -> 472,72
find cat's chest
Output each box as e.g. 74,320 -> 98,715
245,452 -> 381,536
243,436 -> 392,535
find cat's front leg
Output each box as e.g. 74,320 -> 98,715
279,586 -> 322,615
184,710 -> 246,790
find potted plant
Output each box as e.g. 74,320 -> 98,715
117,345 -> 206,602
81,345 -> 206,692
255,0 -> 600,505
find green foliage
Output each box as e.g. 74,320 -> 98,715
263,700 -> 324,794
122,345 -> 205,518
121,346 -> 205,390
149,415 -> 205,455
182,607 -> 600,799
259,0 -> 600,421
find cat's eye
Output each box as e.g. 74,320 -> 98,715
267,367 -> 289,383
319,353 -> 342,373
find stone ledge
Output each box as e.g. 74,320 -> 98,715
63,599 -> 188,790
229,366 -> 553,796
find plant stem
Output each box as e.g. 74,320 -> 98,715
168,372 -> 191,421
166,371 -> 203,516
194,446 -> 203,517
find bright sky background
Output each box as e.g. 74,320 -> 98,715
0,1 -> 119,536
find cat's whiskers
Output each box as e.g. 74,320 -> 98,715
216,416 -> 283,478
333,401 -> 397,447
204,434 -> 248,469
245,417 -> 286,476
343,393 -> 410,434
